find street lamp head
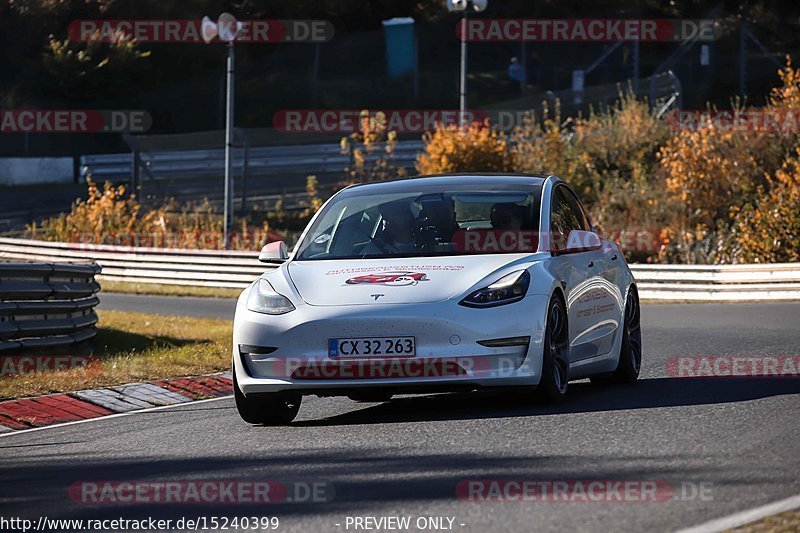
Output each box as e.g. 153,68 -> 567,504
201,12 -> 242,44
446,0 -> 469,13
471,0 -> 488,12
446,0 -> 487,13
217,12 -> 239,42
201,16 -> 218,44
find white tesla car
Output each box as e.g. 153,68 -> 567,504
232,174 -> 642,424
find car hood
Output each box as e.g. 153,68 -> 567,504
286,255 -> 537,306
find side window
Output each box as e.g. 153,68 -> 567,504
562,188 -> 591,232
550,186 -> 582,251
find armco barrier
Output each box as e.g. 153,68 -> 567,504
0,238 -> 268,289
80,141 -> 425,183
628,263 -> 800,301
0,260 -> 101,351
0,238 -> 798,300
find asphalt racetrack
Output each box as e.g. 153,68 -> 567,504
1,298 -> 799,532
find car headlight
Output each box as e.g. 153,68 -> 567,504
460,270 -> 530,308
246,279 -> 295,315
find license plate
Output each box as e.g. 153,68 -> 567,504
329,336 -> 415,357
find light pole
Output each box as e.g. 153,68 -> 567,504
459,11 -> 468,127
203,13 -> 240,248
223,39 -> 235,248
447,0 -> 487,127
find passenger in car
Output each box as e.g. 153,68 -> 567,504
418,197 -> 459,247
490,203 -> 527,229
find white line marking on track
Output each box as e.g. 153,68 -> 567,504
675,493 -> 800,533
0,395 -> 233,438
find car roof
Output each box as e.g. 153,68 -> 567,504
342,173 -> 549,195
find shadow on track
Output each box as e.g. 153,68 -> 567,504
0,445 -> 782,522
290,376 -> 800,427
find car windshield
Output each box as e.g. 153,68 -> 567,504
295,183 -> 543,260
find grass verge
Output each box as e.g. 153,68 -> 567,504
99,280 -> 243,299
729,509 -> 800,532
0,310 -> 232,400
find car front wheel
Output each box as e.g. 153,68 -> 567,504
536,295 -> 570,402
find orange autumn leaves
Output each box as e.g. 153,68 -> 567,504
417,58 -> 800,264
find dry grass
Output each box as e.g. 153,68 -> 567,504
0,310 -> 232,400
99,280 -> 243,299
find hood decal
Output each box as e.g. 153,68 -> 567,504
288,256 -> 531,306
345,271 -> 430,286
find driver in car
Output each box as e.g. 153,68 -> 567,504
362,201 -> 418,255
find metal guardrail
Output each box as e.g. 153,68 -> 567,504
0,260 -> 101,351
628,263 -> 800,301
0,238 -> 267,289
0,238 -> 798,300
80,141 -> 425,183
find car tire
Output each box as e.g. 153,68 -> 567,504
234,372 -> 301,425
536,295 -> 570,403
590,286 -> 642,386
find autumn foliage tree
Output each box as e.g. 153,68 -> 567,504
656,56 -> 800,262
416,120 -> 512,175
733,149 -> 800,263
512,94 -> 671,238
30,179 -> 274,250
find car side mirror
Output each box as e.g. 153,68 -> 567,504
259,241 -> 288,263
555,230 -> 602,254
